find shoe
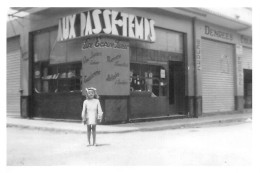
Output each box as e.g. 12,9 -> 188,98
86,144 -> 92,147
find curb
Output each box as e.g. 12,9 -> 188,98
7,116 -> 251,134
7,124 -> 85,134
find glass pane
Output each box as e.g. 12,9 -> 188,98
67,38 -> 84,62
34,31 -> 50,62
50,30 -> 67,64
167,31 -> 183,53
132,28 -> 183,53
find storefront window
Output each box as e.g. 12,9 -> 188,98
33,28 -> 83,94
130,63 -> 167,97
34,62 -> 81,93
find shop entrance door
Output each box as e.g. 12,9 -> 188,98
169,61 -> 185,115
244,69 -> 252,108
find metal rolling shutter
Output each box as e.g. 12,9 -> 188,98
242,47 -> 252,70
201,39 -> 235,113
7,37 -> 21,116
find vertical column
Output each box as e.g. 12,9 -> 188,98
192,18 -> 202,117
194,38 -> 203,117
234,44 -> 244,111
21,28 -> 30,118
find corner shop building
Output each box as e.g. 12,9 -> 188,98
7,8 -> 252,123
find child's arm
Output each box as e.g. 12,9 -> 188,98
81,100 -> 87,122
97,100 -> 103,119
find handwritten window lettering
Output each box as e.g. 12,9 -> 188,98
106,72 -> 120,81
83,71 -> 101,83
82,52 -> 102,64
82,37 -> 129,50
107,55 -> 121,63
107,54 -> 129,67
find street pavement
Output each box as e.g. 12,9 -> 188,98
6,111 -> 252,134
7,121 -> 252,166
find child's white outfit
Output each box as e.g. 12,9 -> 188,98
81,99 -> 103,125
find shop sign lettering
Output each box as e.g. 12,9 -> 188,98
82,37 -> 129,50
196,39 -> 201,70
57,9 -> 156,42
237,56 -> 243,86
205,25 -> 233,41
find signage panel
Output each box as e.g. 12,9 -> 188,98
57,9 -> 156,42
82,37 -> 130,96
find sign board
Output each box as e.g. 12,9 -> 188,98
82,37 -> 130,96
160,69 -> 165,78
57,9 -> 156,42
204,25 -> 233,41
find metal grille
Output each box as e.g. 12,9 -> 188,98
7,37 -> 21,116
201,39 -> 235,113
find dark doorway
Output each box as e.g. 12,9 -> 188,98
169,61 -> 185,114
244,69 -> 252,108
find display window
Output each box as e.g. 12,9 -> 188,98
34,62 -> 81,93
129,27 -> 183,98
33,28 -> 83,94
130,63 -> 167,97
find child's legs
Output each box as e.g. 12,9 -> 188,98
92,125 -> 96,145
87,125 -> 92,144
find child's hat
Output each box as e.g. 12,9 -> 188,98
85,87 -> 97,92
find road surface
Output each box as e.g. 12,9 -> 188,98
7,121 -> 252,166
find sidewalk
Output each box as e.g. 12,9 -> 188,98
6,112 -> 252,134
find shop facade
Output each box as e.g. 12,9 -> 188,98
7,8 -> 195,123
7,8 -> 252,123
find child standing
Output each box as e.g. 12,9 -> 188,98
81,87 -> 103,146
